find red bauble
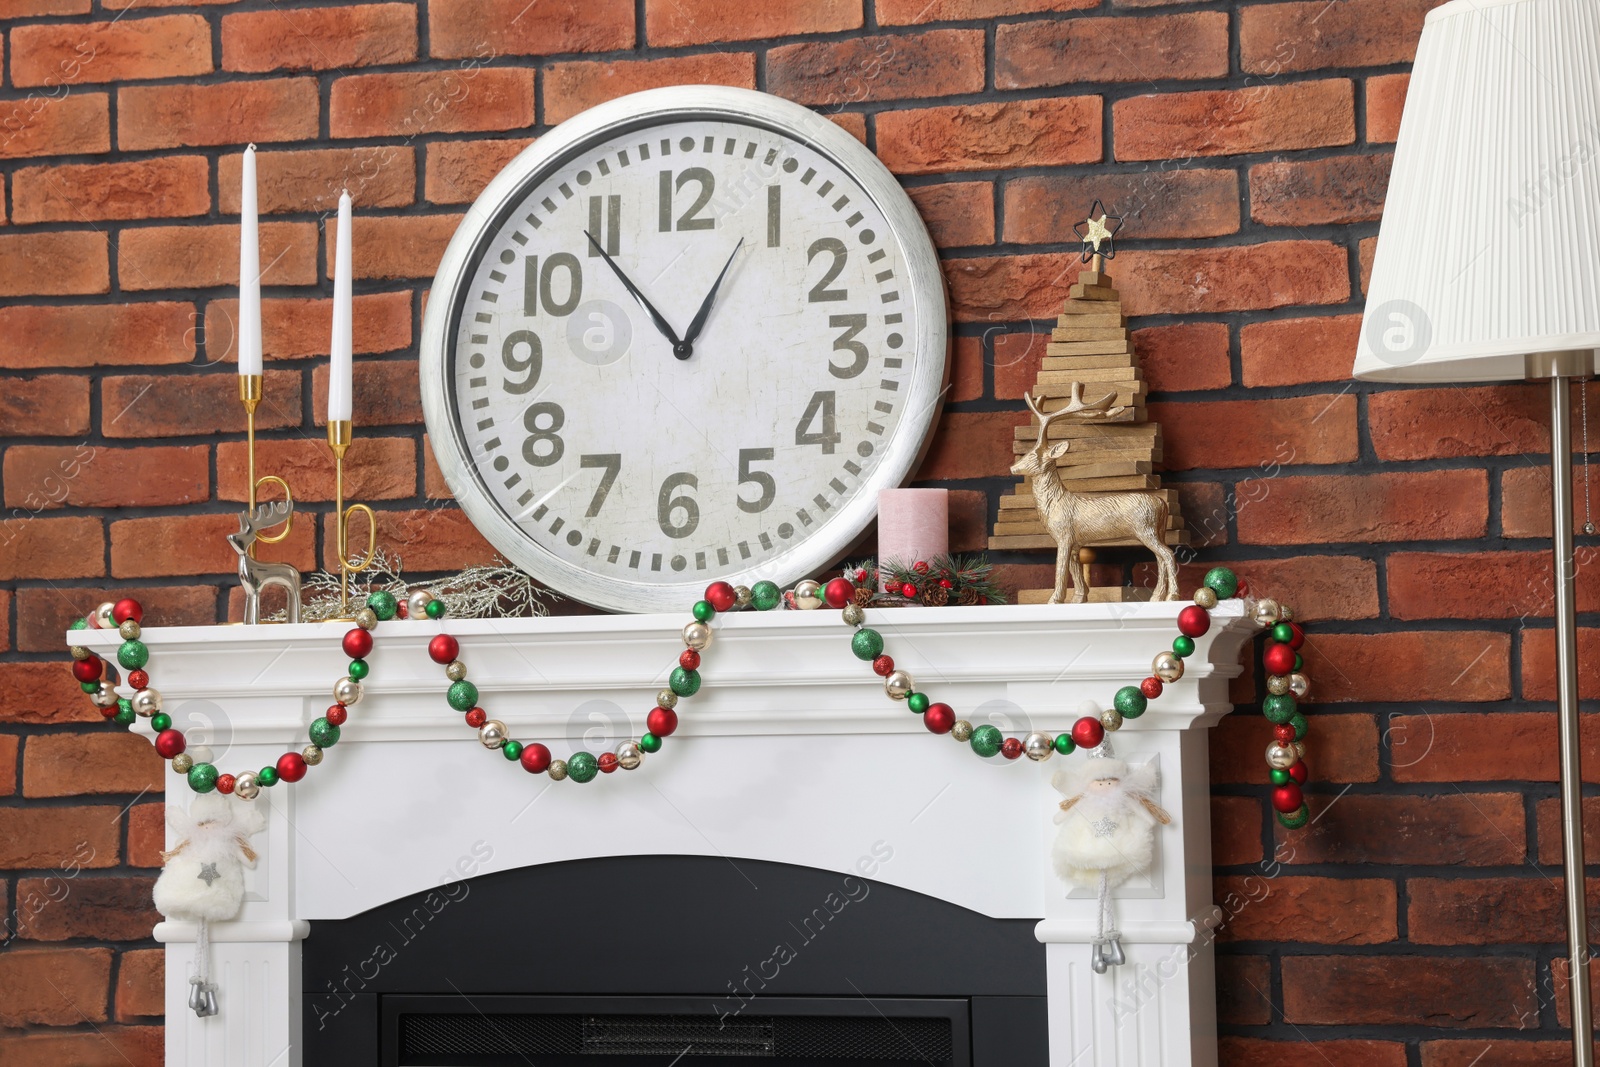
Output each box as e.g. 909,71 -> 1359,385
679,649 -> 701,670
100,702 -> 118,719
343,628 -> 373,659
1177,605 -> 1211,638
598,752 -> 619,774
1140,676 -> 1163,699
647,706 -> 678,737
823,577 -> 855,608
1273,724 -> 1296,744
1288,760 -> 1308,785
154,729 -> 186,759
1271,783 -> 1303,813
1001,737 -> 1024,760
520,742 -> 552,774
396,601 -> 408,618
1287,622 -> 1306,650
112,598 -> 143,625
1071,716 -> 1105,750
923,703 -> 955,734
128,669 -> 149,690
1262,642 -> 1296,676
427,633 -> 459,665
872,655 -> 894,677
464,707 -> 487,728
216,774 -> 236,795
72,658 -> 102,683
325,703 -> 348,726
276,752 -> 307,783
704,581 -> 737,613
1235,579 -> 1249,598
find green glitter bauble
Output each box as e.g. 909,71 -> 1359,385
447,680 -> 479,712
366,590 -> 398,620
258,766 -> 279,787
69,617 -> 88,631
1203,567 -> 1238,599
150,713 -> 171,732
113,706 -> 137,726
1262,694 -> 1297,724
1270,767 -> 1292,785
187,762 -> 218,794
567,751 -> 599,783
309,717 -> 341,748
1054,733 -> 1076,755
425,598 -> 446,619
117,639 -> 149,670
1289,712 -> 1308,741
1277,803 -> 1311,830
1173,635 -> 1196,659
117,697 -> 134,716
640,733 -> 662,753
502,740 -> 523,761
969,724 -> 1003,758
750,581 -> 782,611
692,600 -> 716,623
907,692 -> 930,714
851,628 -> 884,661
1114,686 -> 1148,719
348,659 -> 369,681
669,666 -> 701,696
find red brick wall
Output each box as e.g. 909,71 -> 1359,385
1,0 -> 1595,1062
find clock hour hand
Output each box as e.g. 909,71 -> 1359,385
680,237 -> 744,357
583,230 -> 686,356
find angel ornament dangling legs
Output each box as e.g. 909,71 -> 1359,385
1051,745 -> 1172,973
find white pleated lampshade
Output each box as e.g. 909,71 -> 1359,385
1354,0 -> 1600,383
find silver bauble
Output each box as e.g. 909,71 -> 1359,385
233,771 -> 260,800
616,740 -> 643,770
657,689 -> 679,709
951,719 -> 974,742
683,621 -> 713,650
794,579 -> 822,609
1153,651 -> 1185,683
478,720 -> 508,748
131,688 -> 162,717
1100,707 -> 1124,732
1251,598 -> 1282,627
302,744 -> 324,766
171,753 -> 194,774
884,670 -> 914,700
548,759 -> 569,781
1266,674 -> 1291,696
1265,742 -> 1297,769
734,585 -> 752,607
445,660 -> 468,682
1193,587 -> 1219,609
90,682 -> 119,708
93,602 -> 116,629
842,603 -> 865,626
1024,732 -> 1055,761
333,676 -> 363,705
354,607 -> 378,630
1289,672 -> 1311,698
118,620 -> 141,640
406,590 -> 435,619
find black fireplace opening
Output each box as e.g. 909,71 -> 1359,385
304,854 -> 1047,1066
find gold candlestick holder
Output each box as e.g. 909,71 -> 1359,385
239,375 -> 296,556
327,420 -> 376,618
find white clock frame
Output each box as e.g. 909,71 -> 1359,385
421,86 -> 949,613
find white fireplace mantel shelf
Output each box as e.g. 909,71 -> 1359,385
76,601 -> 1255,1067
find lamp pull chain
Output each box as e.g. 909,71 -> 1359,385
1584,379 -> 1595,536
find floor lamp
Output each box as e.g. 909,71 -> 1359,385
1355,0 -> 1598,1061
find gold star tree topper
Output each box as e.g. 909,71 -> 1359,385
1073,200 -> 1124,266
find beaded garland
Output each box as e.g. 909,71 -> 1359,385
69,570 -> 1311,827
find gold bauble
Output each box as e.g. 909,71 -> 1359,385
171,753 -> 194,774
657,689 -> 678,709
354,608 -> 378,631
70,645 -> 92,661
951,719 -> 974,742
1251,598 -> 1282,627
734,585 -> 752,608
1100,707 -> 1124,732
302,744 -> 324,765
1267,675 -> 1291,696
1153,651 -> 1185,683
118,620 -> 140,640
548,759 -> 569,781
445,660 -> 468,682
1194,587 -> 1218,609
842,603 -> 865,626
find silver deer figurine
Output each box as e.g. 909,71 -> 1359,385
227,501 -> 303,624
1013,385 -> 1178,603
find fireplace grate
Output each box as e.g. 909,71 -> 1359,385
398,1010 -> 954,1061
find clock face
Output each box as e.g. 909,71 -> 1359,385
422,88 -> 947,612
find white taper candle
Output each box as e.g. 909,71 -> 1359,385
328,190 -> 353,423
238,144 -> 262,376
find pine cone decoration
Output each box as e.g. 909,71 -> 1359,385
956,588 -> 982,606
853,585 -> 874,608
921,585 -> 950,607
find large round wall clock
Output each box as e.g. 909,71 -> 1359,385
421,86 -> 948,613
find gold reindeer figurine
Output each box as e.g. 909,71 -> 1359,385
1012,384 -> 1178,603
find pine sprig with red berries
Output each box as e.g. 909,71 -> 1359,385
842,555 -> 1006,607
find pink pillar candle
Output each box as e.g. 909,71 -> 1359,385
877,488 -> 949,579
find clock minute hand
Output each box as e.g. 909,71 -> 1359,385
679,237 -> 744,359
583,230 -> 684,354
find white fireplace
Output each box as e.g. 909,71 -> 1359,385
77,601 -> 1253,1067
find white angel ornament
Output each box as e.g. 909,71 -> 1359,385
1051,747 -> 1172,973
153,792 -> 268,1017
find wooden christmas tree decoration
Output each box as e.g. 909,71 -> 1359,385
988,202 -> 1189,603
